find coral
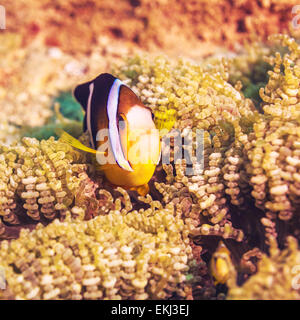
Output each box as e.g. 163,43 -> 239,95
0,9 -> 300,299
0,203 -> 193,300
227,40 -> 274,111
0,136 -> 90,230
228,236 -> 300,299
114,54 -> 253,244
112,36 -> 300,296
235,35 -> 300,243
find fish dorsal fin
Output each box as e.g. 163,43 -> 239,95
74,73 -> 117,110
74,81 -> 92,111
107,79 -> 133,172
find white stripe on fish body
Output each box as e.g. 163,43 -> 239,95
107,79 -> 133,172
87,82 -> 95,149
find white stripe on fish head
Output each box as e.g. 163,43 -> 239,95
107,79 -> 133,172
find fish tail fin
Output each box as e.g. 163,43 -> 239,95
55,129 -> 103,155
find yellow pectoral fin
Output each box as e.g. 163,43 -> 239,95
55,129 -> 104,155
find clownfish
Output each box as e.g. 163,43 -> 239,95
209,241 -> 233,285
58,73 -> 161,196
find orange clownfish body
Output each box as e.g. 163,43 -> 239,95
60,73 -> 161,195
210,241 -> 233,285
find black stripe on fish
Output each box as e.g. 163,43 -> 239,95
74,73 -> 117,148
